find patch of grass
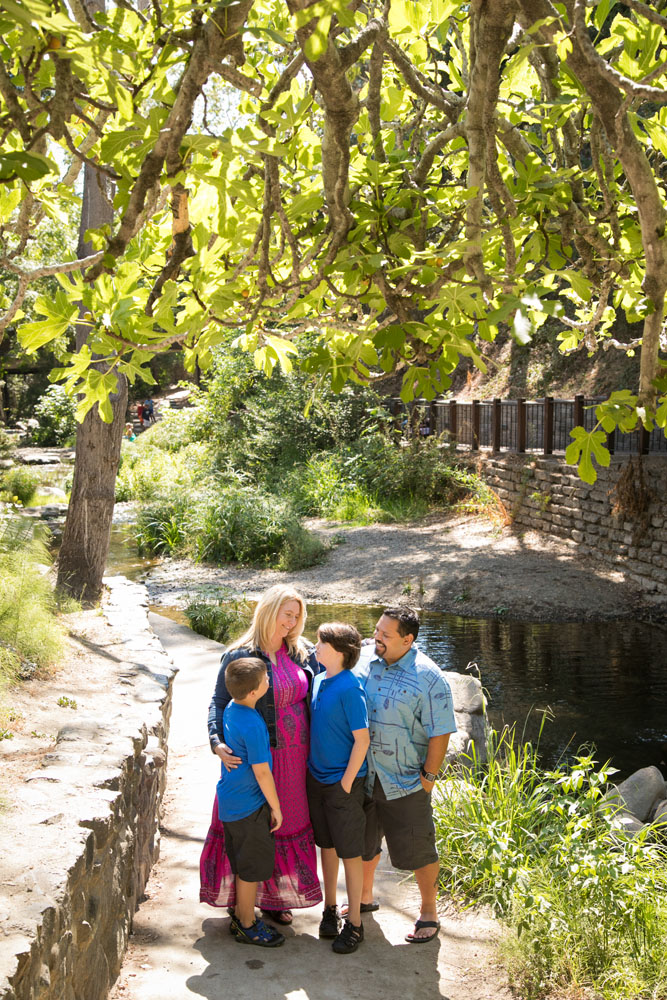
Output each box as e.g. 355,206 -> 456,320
434,726 -> 667,999
185,590 -> 251,644
0,516 -> 64,684
56,695 -> 77,709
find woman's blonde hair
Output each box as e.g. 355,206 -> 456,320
228,584 -> 308,659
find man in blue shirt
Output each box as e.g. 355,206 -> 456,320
353,606 -> 456,943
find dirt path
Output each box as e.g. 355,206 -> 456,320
144,512 -> 654,623
107,614 -> 511,1000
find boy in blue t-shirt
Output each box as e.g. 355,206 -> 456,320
217,656 -> 284,948
306,622 -> 370,955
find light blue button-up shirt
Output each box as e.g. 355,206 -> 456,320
354,642 -> 456,800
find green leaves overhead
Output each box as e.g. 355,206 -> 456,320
0,0 -> 666,466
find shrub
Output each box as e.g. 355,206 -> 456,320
434,727 -> 667,999
30,385 -> 76,446
116,441 -> 209,502
1,466 -> 39,506
0,427 -> 14,460
135,482 -> 325,569
185,590 -> 251,643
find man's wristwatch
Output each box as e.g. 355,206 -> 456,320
421,766 -> 437,782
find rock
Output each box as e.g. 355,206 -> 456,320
445,671 -> 485,714
651,799 -> 667,824
38,486 -> 68,501
609,810 -> 646,836
19,452 -> 61,465
605,765 -> 666,822
0,458 -> 13,469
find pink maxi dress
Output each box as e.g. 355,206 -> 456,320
199,644 -> 322,910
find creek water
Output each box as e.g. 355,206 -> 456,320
106,525 -> 667,781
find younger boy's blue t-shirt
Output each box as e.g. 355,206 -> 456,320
217,701 -> 272,822
308,669 -> 368,784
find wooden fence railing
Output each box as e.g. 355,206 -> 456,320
389,395 -> 667,457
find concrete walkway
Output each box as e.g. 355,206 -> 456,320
108,614 -> 510,1000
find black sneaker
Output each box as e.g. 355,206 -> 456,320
332,919 -> 364,954
318,904 -> 341,938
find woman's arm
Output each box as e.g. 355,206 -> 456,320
340,728 -> 370,794
207,652 -> 242,769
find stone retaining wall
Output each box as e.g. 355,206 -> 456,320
474,453 -> 667,597
0,577 -> 176,1000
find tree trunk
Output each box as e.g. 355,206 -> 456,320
56,154 -> 127,604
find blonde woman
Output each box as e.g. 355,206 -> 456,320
200,585 -> 323,925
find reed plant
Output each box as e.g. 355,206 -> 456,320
434,727 -> 667,999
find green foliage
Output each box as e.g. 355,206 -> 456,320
56,695 -> 78,709
1,0 -> 665,465
185,590 -> 251,644
434,728 -> 667,999
0,428 -> 14,460
116,438 -> 209,503
135,482 -> 327,569
0,517 -> 64,684
30,385 -> 77,446
1,466 -> 38,506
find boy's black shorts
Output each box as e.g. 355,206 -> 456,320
306,770 -> 366,859
362,777 -> 437,871
222,803 -> 275,882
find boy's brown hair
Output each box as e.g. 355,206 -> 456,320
225,656 -> 268,700
317,622 -> 362,670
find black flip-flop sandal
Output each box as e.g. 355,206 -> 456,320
341,900 -> 379,916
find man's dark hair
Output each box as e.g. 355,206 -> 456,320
317,622 -> 362,670
225,656 -> 267,700
382,606 -> 420,641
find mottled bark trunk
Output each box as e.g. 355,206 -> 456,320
56,156 -> 127,605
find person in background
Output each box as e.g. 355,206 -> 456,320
123,422 -> 136,441
216,656 -> 285,948
200,585 -> 323,925
306,622 -> 369,954
143,397 -> 155,423
136,402 -> 144,428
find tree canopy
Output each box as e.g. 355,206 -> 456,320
1,0 -> 667,481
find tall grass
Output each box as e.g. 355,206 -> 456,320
0,517 -> 64,685
434,728 -> 667,999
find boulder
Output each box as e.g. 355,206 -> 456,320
445,671 -> 488,765
38,486 -> 68,501
445,671 -> 485,714
651,799 -> 667,825
609,810 -> 646,837
605,765 -> 666,823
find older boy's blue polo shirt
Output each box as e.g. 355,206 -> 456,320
354,642 -> 456,800
308,669 -> 368,784
217,701 -> 272,822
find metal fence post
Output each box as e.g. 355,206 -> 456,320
517,398 -> 526,453
471,399 -> 480,451
543,396 -> 554,455
492,398 -> 501,452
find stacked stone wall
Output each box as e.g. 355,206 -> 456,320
472,453 -> 667,596
0,578 -> 176,1000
